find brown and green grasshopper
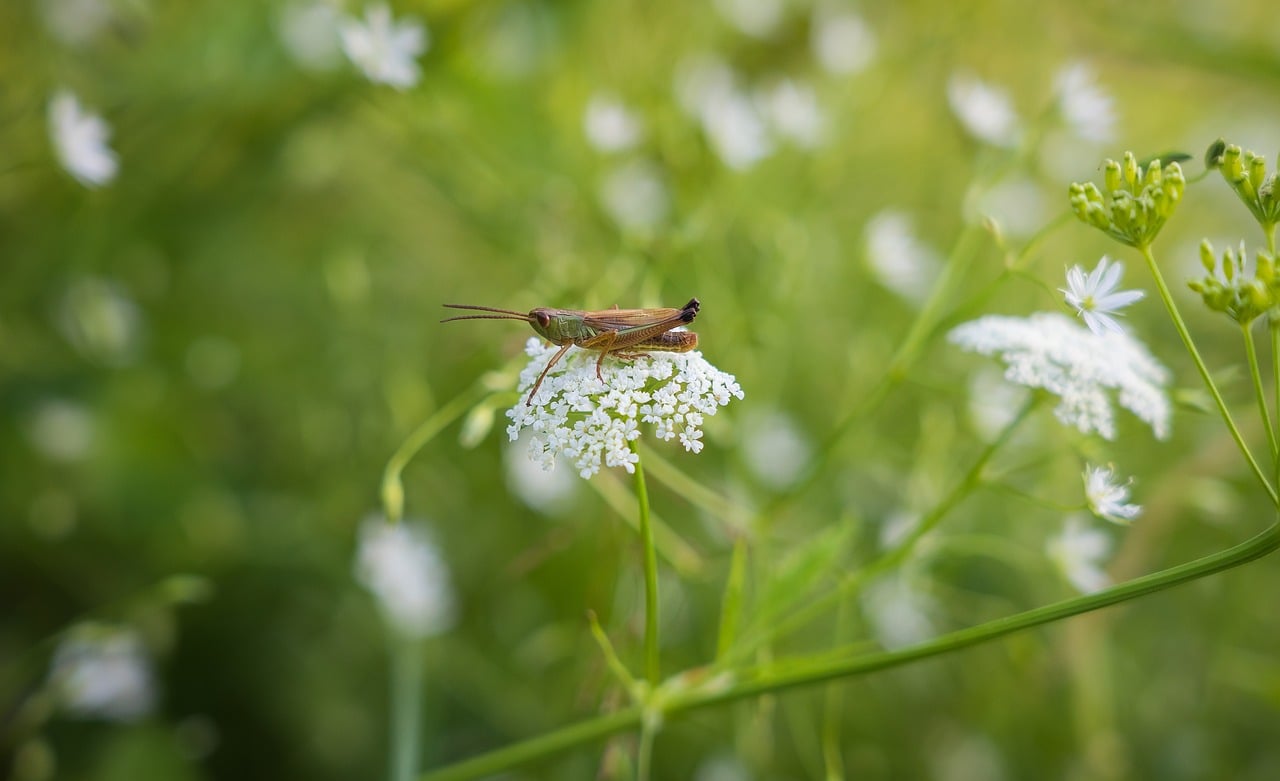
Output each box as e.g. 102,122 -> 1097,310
441,298 -> 700,405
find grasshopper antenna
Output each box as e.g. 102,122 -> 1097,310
441,304 -> 531,323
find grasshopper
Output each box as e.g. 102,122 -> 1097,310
442,298 -> 700,405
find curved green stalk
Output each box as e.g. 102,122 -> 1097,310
382,385 -> 492,523
1241,322 -> 1278,462
1140,245 -> 1279,506
420,521 -> 1280,781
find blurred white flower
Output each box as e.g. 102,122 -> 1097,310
863,210 -> 942,305
599,160 -> 669,233
811,4 -> 876,75
741,411 -> 812,490
1046,516 -> 1112,594
1054,62 -> 1115,143
279,1 -> 343,71
1083,464 -> 1142,524
974,175 -> 1048,238
946,73 -> 1020,148
355,516 -> 454,638
713,0 -> 785,39
49,626 -> 155,722
40,0 -> 113,47
48,90 -> 118,187
758,79 -> 824,148
57,276 -> 144,366
966,367 -> 1031,440
1061,256 -> 1144,335
949,313 -> 1171,440
340,4 -> 428,89
583,93 -> 644,153
864,575 -> 937,650
676,56 -> 773,170
505,432 -> 577,514
506,337 -> 744,480
27,401 -> 94,462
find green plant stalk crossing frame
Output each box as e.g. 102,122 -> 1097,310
420,520 -> 1280,781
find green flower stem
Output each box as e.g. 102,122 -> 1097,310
1241,322 -> 1278,462
390,634 -> 424,781
631,445 -> 660,688
1272,317 -> 1280,485
382,385 -> 492,523
1139,245 -> 1279,506
421,521 -> 1280,781
636,718 -> 656,781
721,397 -> 1037,667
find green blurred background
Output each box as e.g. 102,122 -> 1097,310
5,0 -> 1280,779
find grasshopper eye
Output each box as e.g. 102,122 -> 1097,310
534,311 -> 551,328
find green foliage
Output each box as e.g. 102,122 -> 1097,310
7,1 -> 1280,780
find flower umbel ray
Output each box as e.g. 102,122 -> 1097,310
1061,255 -> 1144,335
505,338 -> 744,479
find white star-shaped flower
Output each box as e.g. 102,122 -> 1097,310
1083,464 -> 1142,525
48,90 -> 118,188
339,4 -> 428,90
1061,256 -> 1144,335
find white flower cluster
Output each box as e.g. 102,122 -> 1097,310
506,338 -> 744,479
1083,463 -> 1142,524
949,313 -> 1170,440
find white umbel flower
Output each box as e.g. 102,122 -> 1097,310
506,338 -> 744,479
48,625 -> 155,722
1054,62 -> 1115,143
1046,516 -> 1112,594
355,516 -> 454,638
946,73 -> 1020,148
1083,463 -> 1142,524
48,90 -> 118,187
340,4 -> 427,89
949,312 -> 1171,440
1061,256 -> 1144,335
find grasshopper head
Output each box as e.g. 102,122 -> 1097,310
527,308 -> 557,339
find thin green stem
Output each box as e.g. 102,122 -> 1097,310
1242,322 -> 1278,463
631,446 -> 660,688
420,521 -> 1280,781
382,385 -> 492,523
1272,317 -> 1280,486
390,635 -> 424,781
636,719 -> 656,781
1139,245 -> 1279,506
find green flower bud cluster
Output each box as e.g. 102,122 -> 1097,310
1069,152 -> 1186,249
1214,143 -> 1280,232
1187,239 -> 1276,324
